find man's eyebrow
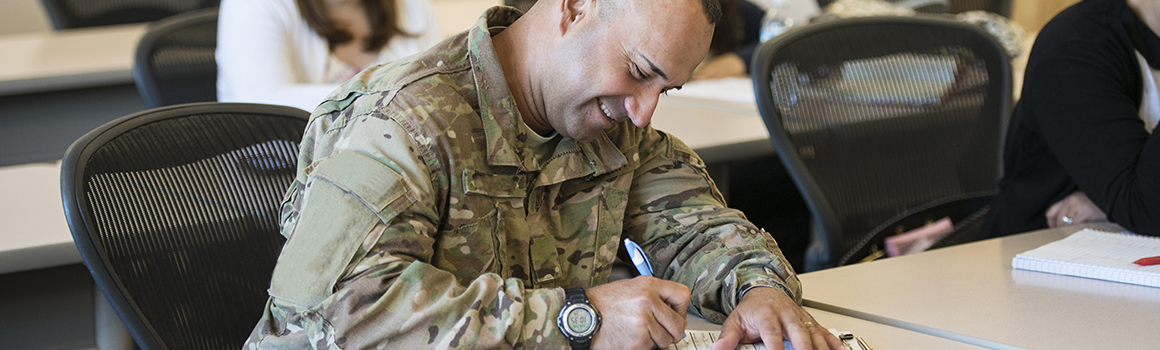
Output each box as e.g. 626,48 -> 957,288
638,53 -> 669,81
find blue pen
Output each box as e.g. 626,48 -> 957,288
623,238 -> 654,277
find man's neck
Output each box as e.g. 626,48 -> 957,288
491,11 -> 554,137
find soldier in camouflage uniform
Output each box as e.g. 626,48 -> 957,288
244,0 -> 845,349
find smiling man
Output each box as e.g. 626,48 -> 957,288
244,0 -> 843,349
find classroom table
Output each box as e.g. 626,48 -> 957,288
0,161 -> 126,350
0,24 -> 145,96
0,23 -> 148,167
798,222 -> 1160,350
0,162 -> 76,274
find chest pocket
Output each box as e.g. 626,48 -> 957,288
553,177 -> 629,286
435,170 -> 563,286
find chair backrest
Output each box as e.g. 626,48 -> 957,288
816,0 -> 1011,17
949,0 -> 1011,17
752,16 -> 1010,271
61,102 -> 309,350
41,0 -> 220,30
133,7 -> 219,109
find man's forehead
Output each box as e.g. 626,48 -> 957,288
621,0 -> 713,81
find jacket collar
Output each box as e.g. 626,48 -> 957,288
468,7 -> 628,185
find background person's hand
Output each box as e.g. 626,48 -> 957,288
692,53 -> 747,81
710,287 -> 845,350
586,276 -> 690,350
1045,191 -> 1107,228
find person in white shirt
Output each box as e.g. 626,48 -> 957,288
216,0 -> 441,112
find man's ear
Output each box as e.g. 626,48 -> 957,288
558,0 -> 592,34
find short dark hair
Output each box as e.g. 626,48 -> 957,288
699,0 -> 722,25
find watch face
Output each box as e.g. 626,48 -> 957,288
567,308 -> 594,333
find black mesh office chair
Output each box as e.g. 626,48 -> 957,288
133,7 -> 219,109
949,0 -> 1012,17
61,102 -> 309,350
752,16 -> 1010,272
816,0 -> 1010,17
41,0 -> 220,30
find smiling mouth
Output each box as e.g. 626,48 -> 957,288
598,99 -> 616,123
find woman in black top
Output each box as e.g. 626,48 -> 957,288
982,0 -> 1160,237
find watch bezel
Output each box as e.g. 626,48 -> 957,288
559,303 -> 600,338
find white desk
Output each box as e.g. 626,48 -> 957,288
0,24 -> 146,96
0,161 -> 125,350
0,161 -> 77,274
798,222 -> 1160,350
686,307 -> 986,349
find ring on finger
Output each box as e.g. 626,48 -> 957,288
803,321 -> 814,328
1061,215 -> 1073,225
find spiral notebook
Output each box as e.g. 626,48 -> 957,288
1012,229 -> 1160,288
669,329 -> 871,350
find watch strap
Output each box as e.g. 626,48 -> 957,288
561,288 -> 596,350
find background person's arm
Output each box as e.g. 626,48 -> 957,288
1029,35 -> 1160,235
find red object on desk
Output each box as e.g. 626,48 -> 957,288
1133,256 -> 1160,266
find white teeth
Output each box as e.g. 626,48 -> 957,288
598,100 -> 614,120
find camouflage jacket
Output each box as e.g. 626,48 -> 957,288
245,7 -> 800,350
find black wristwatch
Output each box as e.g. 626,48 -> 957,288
557,288 -> 601,350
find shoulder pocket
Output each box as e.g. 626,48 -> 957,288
270,151 -> 415,306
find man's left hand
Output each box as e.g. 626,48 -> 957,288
710,287 -> 846,350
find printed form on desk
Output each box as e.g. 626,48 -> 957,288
670,330 -> 872,350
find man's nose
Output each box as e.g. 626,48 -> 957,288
626,89 -> 661,128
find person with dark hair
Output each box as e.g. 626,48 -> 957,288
216,0 -> 441,112
693,0 -> 820,80
982,0 -> 1160,237
695,0 -> 765,80
243,0 -> 846,349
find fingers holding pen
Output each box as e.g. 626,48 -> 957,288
588,276 -> 691,349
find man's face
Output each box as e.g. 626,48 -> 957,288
539,0 -> 714,142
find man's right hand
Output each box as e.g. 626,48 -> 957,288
585,276 -> 691,349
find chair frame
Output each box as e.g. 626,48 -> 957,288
41,0 -> 220,30
751,15 -> 1011,271
133,7 -> 219,109
61,102 -> 309,350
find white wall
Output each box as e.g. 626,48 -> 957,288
0,0 -> 50,35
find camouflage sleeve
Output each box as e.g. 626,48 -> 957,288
268,115 -> 568,349
622,128 -> 801,323
319,219 -> 568,350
